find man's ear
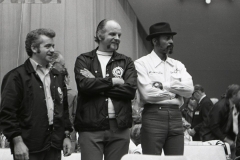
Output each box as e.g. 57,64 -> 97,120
98,33 -> 105,41
152,38 -> 158,45
31,45 -> 37,54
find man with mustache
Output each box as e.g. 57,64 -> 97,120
134,22 -> 194,155
0,28 -> 72,160
74,19 -> 137,160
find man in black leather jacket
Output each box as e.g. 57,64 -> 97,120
0,28 -> 72,160
74,19 -> 137,160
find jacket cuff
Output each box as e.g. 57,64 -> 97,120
9,132 -> 22,142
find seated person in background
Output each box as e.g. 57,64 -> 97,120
182,118 -> 192,143
202,84 -> 240,159
180,97 -> 197,124
52,52 -> 78,153
64,70 -> 78,153
188,84 -> 213,141
129,124 -> 142,154
132,91 -> 143,125
234,102 -> 240,157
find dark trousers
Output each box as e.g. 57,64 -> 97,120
141,104 -> 184,155
13,147 -> 61,160
79,119 -> 130,160
192,133 -> 201,141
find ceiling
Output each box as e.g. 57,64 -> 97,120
127,0 -> 186,33
127,0 -> 238,34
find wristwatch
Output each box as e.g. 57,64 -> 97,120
64,133 -> 72,140
153,82 -> 163,90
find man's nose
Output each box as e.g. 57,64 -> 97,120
114,35 -> 120,41
168,38 -> 173,44
50,46 -> 54,52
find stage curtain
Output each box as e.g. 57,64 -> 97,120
0,0 -> 149,94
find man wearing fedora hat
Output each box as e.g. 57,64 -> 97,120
135,22 -> 194,155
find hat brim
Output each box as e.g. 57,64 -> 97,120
146,32 -> 177,41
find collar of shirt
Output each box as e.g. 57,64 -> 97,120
96,50 -> 113,56
198,95 -> 206,104
229,99 -> 235,109
149,50 -> 174,68
30,58 -> 52,73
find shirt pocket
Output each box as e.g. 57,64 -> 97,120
170,72 -> 182,82
149,72 -> 164,82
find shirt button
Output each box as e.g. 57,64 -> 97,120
106,116 -> 108,118
95,71 -> 97,73
106,74 -> 109,77
159,107 -> 161,110
40,86 -> 42,88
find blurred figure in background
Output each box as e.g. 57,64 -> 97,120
52,51 -> 78,153
129,124 -> 142,154
188,84 -> 213,141
181,97 -> 197,125
203,84 -> 240,159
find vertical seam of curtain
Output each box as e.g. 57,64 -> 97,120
63,0 -> 66,56
17,3 -> 24,67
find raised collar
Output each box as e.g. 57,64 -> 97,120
149,50 -> 174,68
84,48 -> 126,61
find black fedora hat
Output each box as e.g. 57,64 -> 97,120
146,22 -> 177,41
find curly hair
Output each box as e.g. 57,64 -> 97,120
25,28 -> 56,57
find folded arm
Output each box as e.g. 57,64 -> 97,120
162,63 -> 194,98
74,56 -> 113,95
134,61 -> 176,103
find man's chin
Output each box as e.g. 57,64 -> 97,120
107,44 -> 119,51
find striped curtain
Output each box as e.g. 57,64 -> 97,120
0,0 -> 61,3
0,0 -> 150,95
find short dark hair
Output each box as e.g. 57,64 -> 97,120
226,84 -> 240,99
194,84 -> 205,93
25,28 -> 56,57
94,19 -> 108,44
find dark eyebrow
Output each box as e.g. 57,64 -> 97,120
44,44 -> 54,47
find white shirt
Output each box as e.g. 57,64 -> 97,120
30,58 -> 54,125
199,95 -> 206,104
96,50 -> 116,118
229,100 -> 239,135
134,50 -> 194,106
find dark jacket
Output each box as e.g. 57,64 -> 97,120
74,49 -> 137,132
202,98 -> 235,141
191,96 -> 213,141
235,103 -> 240,156
0,59 -> 72,153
